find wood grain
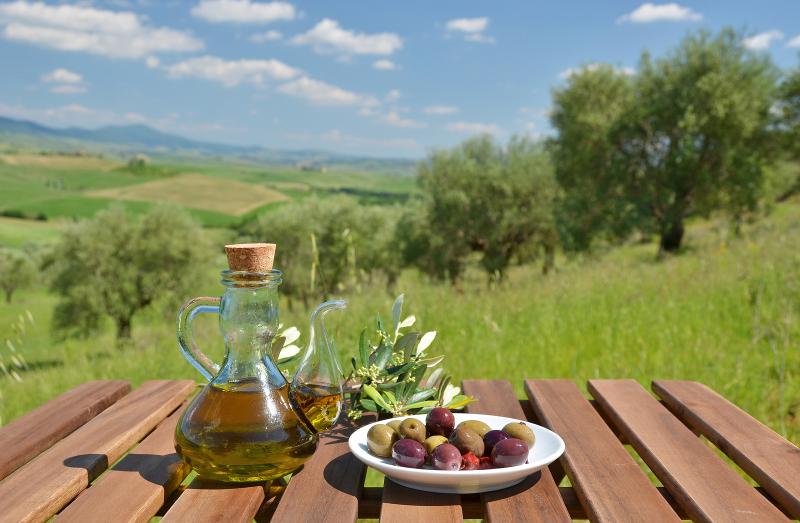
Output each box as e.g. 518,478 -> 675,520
525,379 -> 678,522
161,480 -> 266,523
0,380 -> 130,480
653,380 -> 800,518
462,380 -> 570,523
380,479 -> 463,522
0,380 -> 195,523
57,403 -> 191,523
271,417 -> 370,523
589,379 -> 788,523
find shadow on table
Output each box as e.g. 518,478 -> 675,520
64,452 -> 185,486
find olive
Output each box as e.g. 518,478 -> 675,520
491,438 -> 529,468
367,423 -> 398,458
483,429 -> 510,455
431,443 -> 461,471
392,438 -> 426,468
502,422 -> 535,447
386,419 -> 402,434
398,418 -> 426,443
458,420 -> 491,439
426,407 -> 455,437
423,435 -> 449,455
449,426 -> 485,457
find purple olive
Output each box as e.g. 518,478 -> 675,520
392,438 -> 426,468
426,407 -> 455,437
483,430 -> 510,455
491,438 -> 529,468
431,443 -> 462,471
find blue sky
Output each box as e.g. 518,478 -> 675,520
1,1 -> 799,158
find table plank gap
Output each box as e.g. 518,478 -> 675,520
380,479 -> 463,522
526,379 -> 679,522
589,379 -> 788,523
270,417 -> 372,523
0,379 -> 195,523
462,379 -> 570,522
0,380 -> 130,480
653,380 -> 800,519
57,402 -> 191,523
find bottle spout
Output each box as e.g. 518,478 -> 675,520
308,299 -> 346,376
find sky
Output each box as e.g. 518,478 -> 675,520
1,1 -> 799,158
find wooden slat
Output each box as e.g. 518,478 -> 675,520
653,380 -> 800,518
0,380 -> 130,480
380,479 -> 462,522
525,379 -> 679,522
462,380 -> 570,522
589,379 -> 788,523
161,480 -> 266,523
271,418 -> 370,523
57,403 -> 191,523
0,380 -> 195,523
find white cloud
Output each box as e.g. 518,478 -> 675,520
373,59 -> 396,71
384,89 -> 401,103
789,35 -> 800,48
446,121 -> 502,135
277,76 -> 378,107
145,56 -> 160,68
290,18 -> 403,56
446,17 -> 488,33
191,0 -> 295,24
42,68 -> 82,84
424,105 -> 459,115
445,17 -> 494,44
250,29 -> 282,43
617,3 -> 702,23
559,63 -> 635,80
165,55 -> 299,87
0,1 -> 203,59
315,129 -> 420,151
743,30 -> 784,51
379,110 -> 425,128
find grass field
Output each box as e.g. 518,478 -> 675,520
0,152 -> 415,226
2,198 -> 798,445
0,217 -> 62,247
86,172 -> 289,215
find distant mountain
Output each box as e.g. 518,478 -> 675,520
0,116 -> 416,174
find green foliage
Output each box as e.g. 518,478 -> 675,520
552,28 -> 778,253
0,310 -> 34,388
238,197 -> 401,305
347,294 -> 473,418
49,206 -> 209,342
0,249 -> 36,303
403,134 -> 559,282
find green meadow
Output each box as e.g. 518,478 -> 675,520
2,194 -> 797,444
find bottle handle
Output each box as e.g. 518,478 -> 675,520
177,296 -> 221,381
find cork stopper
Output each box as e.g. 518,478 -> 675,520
225,243 -> 276,272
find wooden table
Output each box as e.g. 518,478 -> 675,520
0,378 -> 797,522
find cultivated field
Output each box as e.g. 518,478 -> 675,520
86,172 -> 289,215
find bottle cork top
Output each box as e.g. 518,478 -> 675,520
225,243 -> 276,272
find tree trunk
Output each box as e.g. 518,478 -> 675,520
115,316 -> 133,343
4,289 -> 11,303
659,218 -> 685,253
542,243 -> 555,275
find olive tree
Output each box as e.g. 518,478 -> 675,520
551,29 -> 778,253
0,249 -> 36,303
50,206 -> 209,342
402,134 -> 559,282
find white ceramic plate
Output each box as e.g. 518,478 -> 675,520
348,413 -> 565,494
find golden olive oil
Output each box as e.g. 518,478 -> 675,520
290,384 -> 343,432
175,379 -> 318,482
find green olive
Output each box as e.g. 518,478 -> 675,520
386,419 -> 402,434
502,422 -> 535,447
458,420 -> 492,439
449,426 -> 485,457
423,435 -> 448,455
367,424 -> 398,457
398,418 -> 426,443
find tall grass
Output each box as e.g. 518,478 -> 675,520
1,201 -> 798,444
